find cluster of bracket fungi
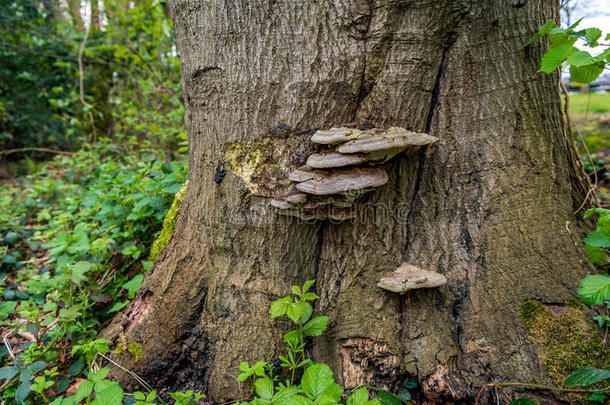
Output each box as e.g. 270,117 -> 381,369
270,126 -> 438,221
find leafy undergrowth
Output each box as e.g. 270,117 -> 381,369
0,143 -> 187,404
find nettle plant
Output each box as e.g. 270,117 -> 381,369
523,19 -> 609,84
234,280 -> 413,405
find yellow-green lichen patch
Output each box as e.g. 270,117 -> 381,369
148,181 -> 188,263
223,135 -> 314,196
520,299 -> 610,386
224,142 -> 264,191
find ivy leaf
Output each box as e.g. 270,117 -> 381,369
15,381 -> 32,403
303,316 -> 329,337
539,45 -> 576,73
579,275 -> 610,305
565,367 -> 610,386
0,366 -> 18,381
69,359 -> 85,376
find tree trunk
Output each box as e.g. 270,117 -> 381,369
105,0 -> 594,403
68,0 -> 83,30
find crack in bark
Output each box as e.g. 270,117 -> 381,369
352,2 -> 374,121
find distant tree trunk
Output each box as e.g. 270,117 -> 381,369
90,0 -> 100,30
105,0 -> 594,403
68,0 -> 83,30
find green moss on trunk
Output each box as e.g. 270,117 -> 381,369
519,299 -> 610,386
148,181 -> 188,263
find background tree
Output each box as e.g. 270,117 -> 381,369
104,0 -> 597,402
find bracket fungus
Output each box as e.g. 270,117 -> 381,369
270,126 -> 438,221
377,263 -> 447,294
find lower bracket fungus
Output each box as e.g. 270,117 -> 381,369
377,263 -> 447,294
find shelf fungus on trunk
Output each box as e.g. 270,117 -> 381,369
270,126 -> 437,221
377,263 -> 447,294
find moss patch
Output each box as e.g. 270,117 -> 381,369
520,299 -> 610,386
147,181 -> 188,263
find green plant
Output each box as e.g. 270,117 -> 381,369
583,208 -> 610,267
233,280 -> 411,405
522,19 -> 609,84
0,144 -> 187,403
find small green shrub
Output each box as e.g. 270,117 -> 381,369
232,280 -> 412,405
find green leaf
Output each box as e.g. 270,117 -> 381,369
89,367 -> 110,383
589,391 -> 606,403
510,399 -> 538,405
301,302 -> 313,323
585,208 -> 610,219
570,63 -> 605,84
539,45 -> 576,73
283,330 -> 299,346
91,382 -> 124,405
272,385 -> 299,403
566,50 -> 597,67
347,387 -> 370,405
286,301 -> 308,323
108,301 -> 129,313
73,380 -> 94,403
15,381 -> 32,403
122,274 -> 144,299
376,390 -> 401,405
584,27 -> 602,46
254,377 -> 274,401
564,367 -> 610,386
579,275 -> 610,305
0,366 -> 18,381
270,297 -> 291,318
4,232 -> 18,244
303,316 -> 329,337
584,231 -> 610,248
292,285 -> 302,296
69,359 -> 85,376
302,279 -> 315,293
57,376 -> 70,393
586,245 -> 607,265
521,20 -> 556,48
301,363 -> 335,400
322,383 -> 343,402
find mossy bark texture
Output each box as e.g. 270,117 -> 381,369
105,0 -> 595,403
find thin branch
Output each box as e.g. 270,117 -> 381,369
0,147 -> 75,156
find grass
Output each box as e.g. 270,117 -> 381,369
569,92 -> 610,114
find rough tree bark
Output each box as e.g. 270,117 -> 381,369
104,0 -> 595,403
